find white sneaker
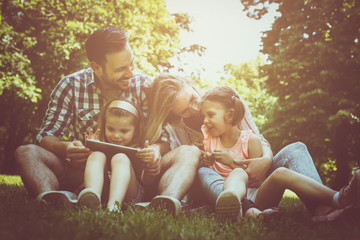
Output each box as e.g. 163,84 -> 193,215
134,202 -> 150,210
78,188 -> 101,209
149,195 -> 182,216
215,190 -> 242,220
36,191 -> 78,208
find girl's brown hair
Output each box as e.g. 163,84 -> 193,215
97,99 -> 144,147
201,86 -> 245,126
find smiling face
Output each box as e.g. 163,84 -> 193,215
96,44 -> 135,91
104,114 -> 135,146
171,85 -> 201,118
201,100 -> 232,137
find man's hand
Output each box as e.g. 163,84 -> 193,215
212,149 -> 234,167
66,140 -> 91,169
234,157 -> 271,188
137,140 -> 162,176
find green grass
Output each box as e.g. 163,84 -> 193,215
1,175 -> 359,240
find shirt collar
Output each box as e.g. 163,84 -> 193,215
87,68 -> 95,85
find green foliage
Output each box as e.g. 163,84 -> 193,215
1,175 -> 360,240
219,56 -> 276,129
0,0 -> 193,173
240,0 -> 360,187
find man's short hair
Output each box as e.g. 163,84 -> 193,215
85,26 -> 128,65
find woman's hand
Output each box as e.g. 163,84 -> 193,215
137,140 -> 162,176
234,137 -> 273,188
234,157 -> 271,188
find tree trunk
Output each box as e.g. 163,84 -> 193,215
332,120 -> 351,189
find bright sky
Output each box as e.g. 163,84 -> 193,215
165,0 -> 278,83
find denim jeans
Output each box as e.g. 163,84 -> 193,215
187,142 -> 322,212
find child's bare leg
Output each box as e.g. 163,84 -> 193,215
223,168 -> 248,199
84,151 -> 107,195
215,168 -> 248,218
107,153 -> 138,209
255,167 -> 336,210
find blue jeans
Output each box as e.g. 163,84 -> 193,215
187,142 -> 322,212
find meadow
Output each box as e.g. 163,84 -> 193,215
1,175 -> 359,240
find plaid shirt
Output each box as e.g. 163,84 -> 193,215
35,68 -> 151,144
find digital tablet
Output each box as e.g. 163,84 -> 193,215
85,139 -> 140,159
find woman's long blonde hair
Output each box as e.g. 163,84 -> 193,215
145,73 -> 192,144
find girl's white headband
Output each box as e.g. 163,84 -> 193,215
108,100 -> 139,118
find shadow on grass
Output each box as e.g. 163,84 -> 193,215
1,175 -> 360,240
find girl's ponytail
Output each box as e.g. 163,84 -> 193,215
231,95 -> 245,126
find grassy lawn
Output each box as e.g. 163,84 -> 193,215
1,175 -> 359,240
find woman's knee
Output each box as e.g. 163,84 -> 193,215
175,145 -> 201,162
270,167 -> 292,181
273,141 -> 309,165
177,145 -> 201,155
285,142 -> 308,154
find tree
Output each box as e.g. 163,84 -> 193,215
240,0 -> 360,187
0,0 -> 195,173
219,56 -> 276,129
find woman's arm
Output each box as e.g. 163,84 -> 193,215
236,135 -> 272,187
248,134 -> 263,158
231,90 -> 273,187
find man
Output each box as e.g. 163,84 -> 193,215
14,26 -> 154,207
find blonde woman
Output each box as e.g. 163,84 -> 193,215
142,72 -> 348,221
142,73 -> 277,218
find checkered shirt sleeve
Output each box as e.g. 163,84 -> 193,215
35,69 -> 100,144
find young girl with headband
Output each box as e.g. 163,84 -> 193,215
77,99 -> 151,212
200,86 -> 360,219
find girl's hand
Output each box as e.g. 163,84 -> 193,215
137,140 -> 162,176
201,151 -> 214,167
212,149 -> 234,167
85,129 -> 100,141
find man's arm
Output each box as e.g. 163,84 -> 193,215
36,77 -> 91,164
40,136 -> 91,167
39,135 -> 69,158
